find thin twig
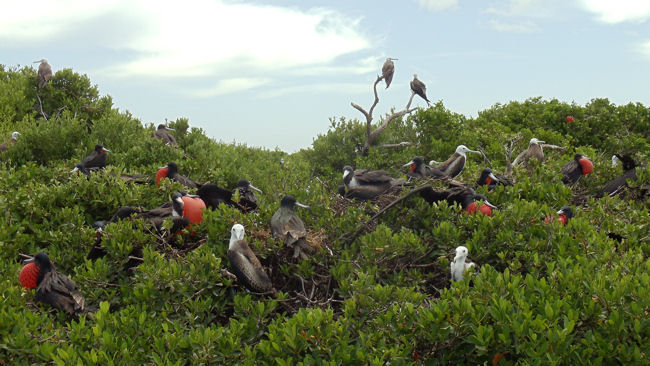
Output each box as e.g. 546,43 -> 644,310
35,93 -> 48,121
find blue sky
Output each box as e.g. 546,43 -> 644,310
1,0 -> 649,152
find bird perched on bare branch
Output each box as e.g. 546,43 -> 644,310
512,138 -> 544,166
410,74 -> 431,106
381,58 -> 397,88
33,59 -> 52,88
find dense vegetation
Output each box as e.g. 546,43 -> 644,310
0,64 -> 648,365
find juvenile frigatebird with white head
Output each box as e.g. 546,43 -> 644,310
381,58 -> 397,89
0,131 -> 19,151
450,246 -> 476,282
33,58 -> 52,88
433,145 -> 481,179
227,224 -> 273,293
513,138 -> 545,166
410,74 -> 431,106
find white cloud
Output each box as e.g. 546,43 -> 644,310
417,0 -> 458,12
0,0 -> 119,40
486,19 -> 540,33
578,0 -> 650,23
186,78 -> 272,98
0,0 -> 374,80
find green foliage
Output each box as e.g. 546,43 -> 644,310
0,64 -> 648,365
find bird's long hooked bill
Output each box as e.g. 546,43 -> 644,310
556,209 -> 564,214
70,167 -> 79,173
102,148 -> 111,152
23,257 -> 35,263
342,170 -> 350,179
249,184 -> 263,193
166,127 -> 175,131
295,202 -> 310,209
489,172 -> 499,182
402,161 -> 414,168
483,200 -> 497,208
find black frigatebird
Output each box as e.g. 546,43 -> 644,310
198,179 -> 262,212
156,162 -> 200,189
561,154 -> 593,184
402,156 -> 446,180
597,154 -> 639,198
22,252 -> 87,316
476,168 -> 513,189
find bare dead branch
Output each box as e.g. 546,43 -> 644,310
379,142 -> 414,148
540,143 -> 567,151
477,147 -> 492,168
35,93 -> 48,121
504,133 -> 522,175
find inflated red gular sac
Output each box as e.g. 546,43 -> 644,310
464,194 -> 496,217
544,206 -> 574,226
561,154 -> 593,184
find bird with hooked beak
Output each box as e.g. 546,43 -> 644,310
156,162 -> 201,189
198,179 -> 263,212
512,138 -> 545,166
450,246 -> 476,282
476,167 -> 513,189
410,74 -> 431,106
227,224 -> 273,293
153,124 -> 177,147
70,144 -> 110,174
432,145 -> 481,179
381,58 -> 397,89
545,206 -> 574,226
33,58 -> 52,88
561,154 -> 593,184
21,252 -> 87,316
402,156 -> 447,179
271,195 -> 314,259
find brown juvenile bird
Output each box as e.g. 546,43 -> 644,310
410,74 -> 431,106
0,131 -> 19,151
270,195 -> 313,259
381,58 -> 397,88
152,124 -> 178,147
227,224 -> 273,293
512,138 -> 545,166
33,59 -> 52,88
24,252 -> 87,316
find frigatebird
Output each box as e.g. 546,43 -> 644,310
227,224 -> 273,293
513,138 -> 545,166
153,124 -> 177,147
381,58 -> 396,89
270,196 -> 313,259
410,74 -> 431,106
33,59 -> 52,88
0,131 -> 19,151
22,252 -> 87,316
156,162 -> 200,189
433,145 -> 481,178
561,154 -> 593,184
402,156 -> 446,179
198,179 -> 262,212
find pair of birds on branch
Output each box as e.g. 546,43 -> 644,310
380,57 -> 431,106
